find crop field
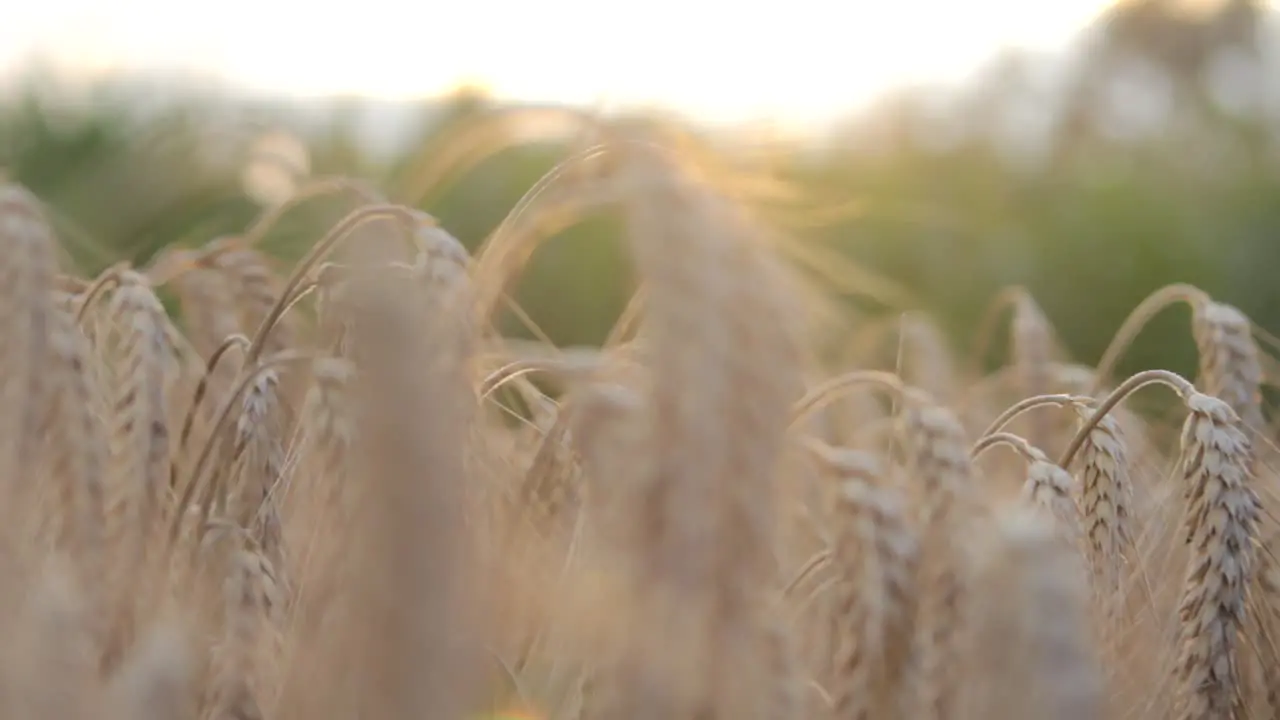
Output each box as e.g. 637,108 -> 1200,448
0,130 -> 1274,720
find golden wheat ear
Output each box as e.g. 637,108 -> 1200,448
897,390 -> 975,720
808,439 -> 918,720
1172,393 -> 1259,720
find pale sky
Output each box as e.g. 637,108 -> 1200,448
0,0 -> 1120,123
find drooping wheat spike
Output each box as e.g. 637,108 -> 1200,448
787,446 -> 869,694
206,239 -> 308,433
1020,456 -> 1082,545
1173,392 -> 1260,720
813,442 -> 918,720
1188,287 -> 1279,717
1067,401 -> 1134,613
1191,300 -> 1264,432
897,388 -> 974,720
228,367 -> 286,572
0,184 -> 58,519
514,407 -> 584,541
205,546 -> 281,720
101,271 -> 173,673
971,429 -> 1081,545
965,506 -> 1105,720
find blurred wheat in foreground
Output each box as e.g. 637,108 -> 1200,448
3,133 -> 1280,720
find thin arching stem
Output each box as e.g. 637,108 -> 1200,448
978,394 -> 1089,443
56,274 -> 88,294
173,333 -> 252,487
790,370 -> 906,428
971,431 -> 1040,463
802,435 -> 882,478
240,177 -> 382,247
471,144 -> 615,320
478,355 -> 607,400
143,179 -> 385,287
244,204 -> 419,365
1090,283 -> 1209,394
73,261 -> 130,324
605,285 -> 648,348
780,550 -> 832,599
500,292 -> 558,349
1060,368 -> 1196,469
167,351 -> 313,548
266,280 -> 319,338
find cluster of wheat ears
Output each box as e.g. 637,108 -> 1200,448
1,137 -> 1279,720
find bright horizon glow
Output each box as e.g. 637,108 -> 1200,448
1,0 -> 1123,124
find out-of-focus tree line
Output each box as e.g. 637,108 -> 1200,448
3,0 -> 1280,380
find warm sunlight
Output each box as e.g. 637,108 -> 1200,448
3,0 -> 1118,122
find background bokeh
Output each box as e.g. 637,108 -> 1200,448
3,0 -> 1280,381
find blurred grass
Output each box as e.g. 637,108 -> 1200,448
4,78 -> 1280,384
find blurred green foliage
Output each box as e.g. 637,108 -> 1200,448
4,47 -> 1280,386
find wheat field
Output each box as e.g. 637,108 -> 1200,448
0,131 -> 1277,720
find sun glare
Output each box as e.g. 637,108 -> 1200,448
2,0 -> 1118,122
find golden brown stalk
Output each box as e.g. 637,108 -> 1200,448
341,248 -> 481,720
964,506 -> 1105,720
1191,300 -> 1264,431
1172,392 -> 1260,720
586,142 -> 804,720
